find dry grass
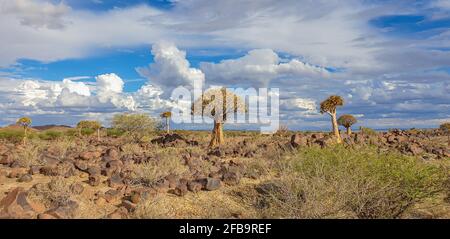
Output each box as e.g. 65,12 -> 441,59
130,149 -> 188,186
11,140 -> 46,167
28,177 -> 73,208
133,180 -> 258,219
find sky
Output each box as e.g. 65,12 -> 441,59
0,0 -> 449,130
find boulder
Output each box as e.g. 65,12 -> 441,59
106,207 -> 128,219
205,177 -> 221,191
79,151 -> 101,161
121,200 -> 137,212
0,187 -> 45,219
45,200 -> 79,219
29,165 -> 41,175
107,173 -> 123,188
88,175 -> 101,187
8,168 -> 28,178
187,181 -> 202,193
0,154 -> 13,165
290,134 -> 307,148
17,174 -> 33,183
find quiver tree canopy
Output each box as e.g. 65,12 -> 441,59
192,87 -> 247,147
338,114 -> 357,135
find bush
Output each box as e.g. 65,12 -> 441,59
440,122 -> 450,132
28,177 -> 72,208
106,128 -> 125,137
360,127 -> 377,136
12,141 -> 45,167
39,130 -> 63,140
112,114 -> 156,142
0,130 -> 24,143
257,146 -> 446,219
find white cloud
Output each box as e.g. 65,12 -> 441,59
201,49 -> 330,87
137,42 -> 205,94
0,0 -> 71,29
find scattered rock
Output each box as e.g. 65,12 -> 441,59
121,200 -> 137,212
37,213 -> 57,219
106,207 -> 128,219
0,187 -> 45,219
45,200 -> 79,219
205,177 -> 221,191
290,134 -> 307,148
104,190 -> 122,203
18,174 -> 33,183
29,166 -> 41,175
70,183 -> 84,195
187,181 -> 202,193
88,175 -> 101,187
79,151 -> 101,161
107,173 -> 123,188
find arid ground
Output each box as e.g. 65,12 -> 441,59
0,126 -> 449,219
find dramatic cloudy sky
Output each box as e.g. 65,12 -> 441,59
0,0 -> 449,130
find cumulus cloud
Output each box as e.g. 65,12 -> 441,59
201,49 -> 330,87
0,0 -> 71,29
137,42 -> 205,94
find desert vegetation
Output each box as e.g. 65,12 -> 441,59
0,110 -> 449,219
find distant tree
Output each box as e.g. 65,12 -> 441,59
338,114 -> 357,135
440,122 -> 450,146
192,87 -> 246,148
16,117 -> 32,145
112,114 -> 156,142
160,111 -> 172,134
320,95 -> 344,143
77,120 -> 102,140
440,122 -> 450,132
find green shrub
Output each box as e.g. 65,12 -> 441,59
81,128 -> 95,136
0,130 -> 24,143
39,130 -> 63,140
107,128 -> 125,137
258,146 -> 446,219
112,114 -> 156,142
360,127 -> 377,135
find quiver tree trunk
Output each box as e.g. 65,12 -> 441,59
97,128 -> 100,141
23,127 -> 28,145
331,112 -> 342,143
346,127 -> 352,135
209,121 -> 224,148
166,117 -> 170,134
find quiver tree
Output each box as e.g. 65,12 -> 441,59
16,117 -> 32,145
77,120 -> 102,140
338,114 -> 357,135
320,95 -> 344,143
160,111 -> 172,134
192,88 -> 246,148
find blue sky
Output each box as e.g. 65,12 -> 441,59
0,0 -> 449,130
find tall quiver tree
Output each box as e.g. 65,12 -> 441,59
338,114 -> 357,135
160,111 -> 172,134
320,95 -> 344,143
192,87 -> 246,148
16,117 -> 32,145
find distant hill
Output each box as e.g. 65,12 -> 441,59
32,125 -> 73,131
